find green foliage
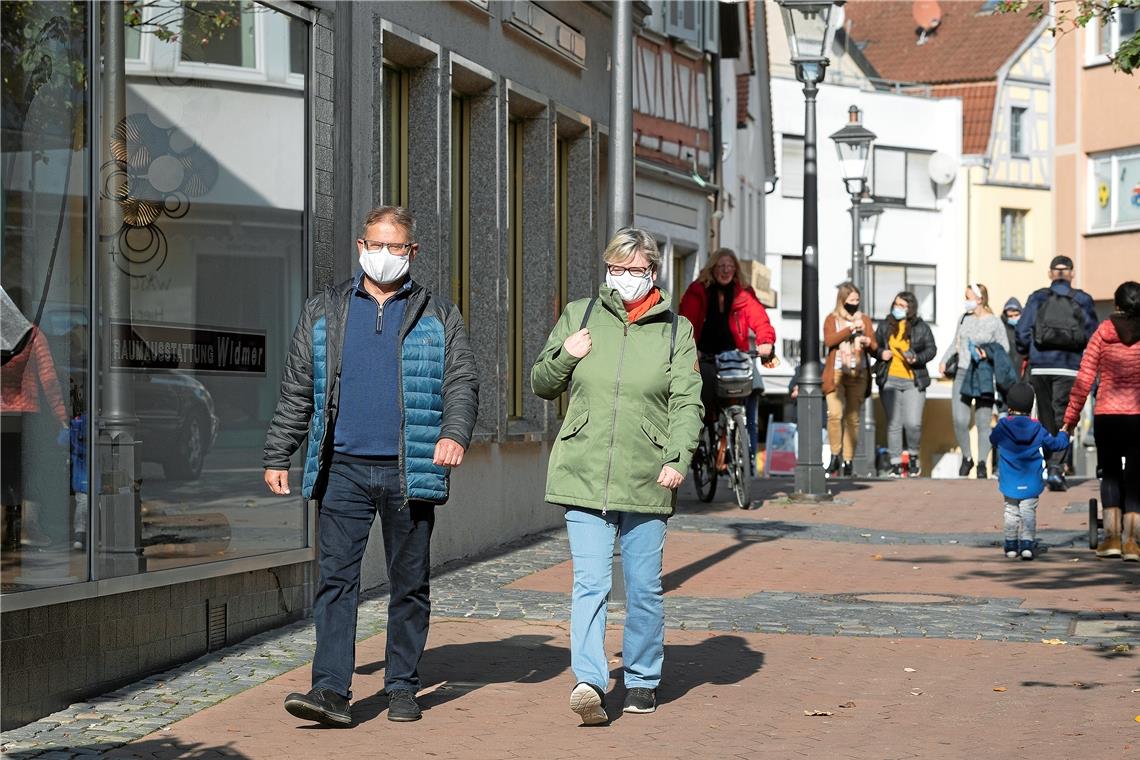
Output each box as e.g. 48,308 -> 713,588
998,0 -> 1140,75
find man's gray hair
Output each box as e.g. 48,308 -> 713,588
362,206 -> 417,240
602,227 -> 661,269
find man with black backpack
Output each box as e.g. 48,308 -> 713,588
1015,255 -> 1099,491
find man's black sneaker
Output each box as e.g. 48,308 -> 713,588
284,688 -> 352,726
841,460 -> 853,478
387,690 -> 422,722
569,682 -> 609,725
623,687 -> 657,714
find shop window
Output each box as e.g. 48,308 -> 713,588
384,66 -> 410,207
1,0 -> 91,591
1001,208 -> 1028,261
508,120 -> 525,418
869,264 -> 937,323
1090,150 -> 1140,232
781,135 -> 804,199
450,95 -> 471,321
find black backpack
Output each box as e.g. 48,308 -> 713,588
1032,289 -> 1087,352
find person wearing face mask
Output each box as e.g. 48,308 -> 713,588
264,206 -> 479,727
873,291 -> 937,478
822,283 -> 879,477
533,227 -> 703,724
678,249 -> 775,463
939,283 -> 1009,479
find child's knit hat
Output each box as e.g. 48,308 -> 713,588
1006,382 -> 1035,415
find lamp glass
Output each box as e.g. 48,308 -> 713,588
778,2 -> 836,59
858,207 -> 883,248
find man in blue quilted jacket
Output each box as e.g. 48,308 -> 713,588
263,206 -> 479,726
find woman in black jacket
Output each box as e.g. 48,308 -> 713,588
874,291 -> 937,477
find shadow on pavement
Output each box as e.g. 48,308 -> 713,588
52,738 -> 252,759
348,633 -> 764,726
662,521 -> 809,593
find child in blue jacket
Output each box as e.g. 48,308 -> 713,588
989,383 -> 1070,559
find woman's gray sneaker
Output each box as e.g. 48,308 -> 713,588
570,682 -> 609,725
387,690 -> 422,722
283,687 -> 352,726
623,687 -> 657,714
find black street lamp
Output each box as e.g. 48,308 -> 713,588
830,105 -> 878,476
777,0 -> 844,498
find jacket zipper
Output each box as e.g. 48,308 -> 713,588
600,319 -> 630,515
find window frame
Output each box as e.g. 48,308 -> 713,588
383,64 -> 410,207
870,145 -> 938,210
780,134 -> 804,199
450,94 -> 472,322
868,262 -> 939,325
508,119 -> 525,419
1088,147 -> 1140,234
1085,7 -> 1138,66
172,1 -> 271,85
1000,207 -> 1029,261
1010,106 -> 1027,158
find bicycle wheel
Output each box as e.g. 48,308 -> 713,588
730,411 -> 752,509
692,424 -> 717,503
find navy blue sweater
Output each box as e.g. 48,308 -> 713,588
989,415 -> 1070,500
1014,281 -> 1098,373
332,278 -> 409,457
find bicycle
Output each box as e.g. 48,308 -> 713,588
692,350 -> 756,509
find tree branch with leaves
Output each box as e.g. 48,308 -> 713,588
998,0 -> 1140,74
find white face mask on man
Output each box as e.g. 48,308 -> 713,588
359,245 -> 411,285
606,270 -> 654,302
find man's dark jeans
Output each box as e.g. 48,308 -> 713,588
1030,374 -> 1076,469
311,457 -> 435,699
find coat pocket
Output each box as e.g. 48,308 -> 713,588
559,408 -> 589,439
640,415 -> 667,449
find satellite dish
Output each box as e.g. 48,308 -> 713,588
912,0 -> 942,31
928,152 -> 959,185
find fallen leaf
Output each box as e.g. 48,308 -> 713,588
839,701 -> 856,708
1041,639 -> 1068,646
904,668 -> 917,673
1135,716 -> 1140,723
992,687 -> 1007,692
910,688 -> 924,696
872,554 -> 884,560
1113,644 -> 1131,653
1073,682 -> 1086,688
804,710 -> 834,717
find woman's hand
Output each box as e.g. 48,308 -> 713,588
658,465 -> 684,490
976,347 -> 988,360
756,343 -> 774,360
880,349 -> 892,361
563,328 -> 592,359
939,362 -> 947,377
1062,422 -> 1076,436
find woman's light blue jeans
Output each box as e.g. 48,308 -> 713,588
564,507 -> 667,691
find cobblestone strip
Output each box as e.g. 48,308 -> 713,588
669,514 -> 1087,548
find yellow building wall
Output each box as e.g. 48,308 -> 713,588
968,175 -> 1053,311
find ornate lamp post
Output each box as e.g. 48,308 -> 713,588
830,106 -> 877,476
776,0 -> 844,497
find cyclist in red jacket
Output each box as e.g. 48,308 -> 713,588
679,248 -> 776,463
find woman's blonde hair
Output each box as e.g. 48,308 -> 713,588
833,281 -> 861,318
696,248 -> 748,288
603,227 -> 661,270
969,282 -> 992,314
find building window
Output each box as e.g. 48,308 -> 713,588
1,1 -> 310,592
1090,7 -> 1138,62
178,0 -> 260,72
450,95 -> 471,321
1001,208 -> 1028,260
384,66 -> 410,207
1090,149 -> 1140,232
780,256 -> 802,314
554,136 -> 571,415
869,264 -> 937,323
1010,106 -> 1027,157
872,147 -> 937,209
781,135 -> 804,199
508,120 -> 525,418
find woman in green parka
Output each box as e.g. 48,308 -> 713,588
532,227 -> 703,725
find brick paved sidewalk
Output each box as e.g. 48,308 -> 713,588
3,478 -> 1137,759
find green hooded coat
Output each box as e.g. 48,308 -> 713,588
531,286 -> 704,515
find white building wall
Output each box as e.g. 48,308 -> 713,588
766,78 -> 966,400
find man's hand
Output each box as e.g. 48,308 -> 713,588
434,438 -> 466,467
939,362 -> 947,377
756,343 -> 775,360
265,468 -> 291,495
1061,422 -> 1076,436
563,328 -> 592,359
657,465 -> 684,490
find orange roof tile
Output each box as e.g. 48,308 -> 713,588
844,0 -> 1041,85
927,82 -> 997,154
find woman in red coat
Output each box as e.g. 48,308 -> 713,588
679,249 -> 776,461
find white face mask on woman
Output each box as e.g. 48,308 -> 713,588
359,246 -> 410,284
963,299 -> 978,313
607,270 -> 653,302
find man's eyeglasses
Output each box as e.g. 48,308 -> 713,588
606,265 -> 651,277
360,240 -> 414,255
